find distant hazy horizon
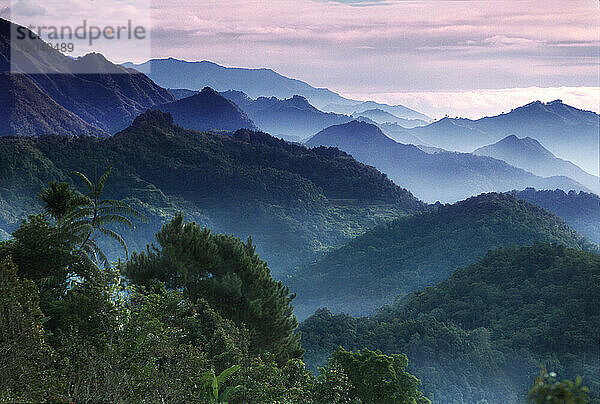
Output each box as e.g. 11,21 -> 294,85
2,0 -> 598,118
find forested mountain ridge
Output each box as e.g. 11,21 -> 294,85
299,243 -> 600,403
0,110 -> 423,275
306,120 -> 589,202
0,18 -> 175,135
512,188 -> 600,243
287,192 -> 598,318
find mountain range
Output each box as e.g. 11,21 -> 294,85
396,100 -> 599,175
0,18 -> 175,136
323,100 -> 430,121
0,110 -> 423,276
122,58 -> 431,121
221,91 -> 352,140
287,192 -> 597,318
122,58 -> 353,109
305,120 -> 589,202
474,135 -> 599,193
352,109 -> 428,128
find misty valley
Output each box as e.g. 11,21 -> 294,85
0,11 -> 598,404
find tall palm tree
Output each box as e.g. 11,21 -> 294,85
41,167 -> 142,269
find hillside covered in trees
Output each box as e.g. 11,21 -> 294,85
0,110 -> 423,276
299,243 -> 600,403
512,188 -> 600,244
0,176 -> 432,403
288,193 -> 598,318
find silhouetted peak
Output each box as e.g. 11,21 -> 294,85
132,110 -> 174,129
200,86 -> 220,96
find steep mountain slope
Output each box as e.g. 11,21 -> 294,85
401,100 -> 599,174
306,120 -> 588,202
512,188 -> 600,243
474,135 -> 599,193
221,92 -> 351,140
0,18 -> 175,135
287,193 -> 598,318
0,72 -> 107,137
122,58 -> 351,109
352,109 -> 427,128
0,110 -> 423,276
152,87 -> 257,132
299,243 -> 600,403
168,88 -> 200,100
323,100 -> 430,121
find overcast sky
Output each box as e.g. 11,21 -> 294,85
2,0 -> 598,118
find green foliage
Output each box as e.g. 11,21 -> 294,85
299,243 -> 600,403
39,181 -> 77,223
235,354 -> 316,403
0,112 -> 423,275
529,367 -> 590,404
199,365 -> 242,403
65,167 -> 142,268
326,348 -> 430,404
513,188 -> 600,244
0,259 -> 59,402
0,214 -> 80,297
289,193 -> 598,318
125,213 -> 302,363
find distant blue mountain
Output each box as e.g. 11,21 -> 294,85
122,58 -> 353,109
352,108 -> 428,128
397,100 -> 599,175
306,120 -> 589,202
474,135 -> 599,193
122,58 -> 429,121
0,18 -> 175,136
221,91 -> 351,140
324,100 -> 431,121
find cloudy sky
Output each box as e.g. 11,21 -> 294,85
2,0 -> 598,118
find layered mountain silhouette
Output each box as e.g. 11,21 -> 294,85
352,108 -> 427,128
152,87 -> 257,132
123,58 -> 352,109
221,91 -> 351,140
474,135 -> 599,193
323,100 -> 430,121
306,120 -> 588,202
122,58 -> 430,120
398,100 -> 599,174
0,18 -> 175,136
288,192 -> 597,318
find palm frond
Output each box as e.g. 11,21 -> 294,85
96,214 -> 134,228
96,226 -> 129,259
95,166 -> 114,197
71,171 -> 94,192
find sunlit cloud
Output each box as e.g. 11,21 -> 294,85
1,0 -> 597,116
342,86 -> 600,119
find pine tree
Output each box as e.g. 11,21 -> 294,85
124,213 -> 303,363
